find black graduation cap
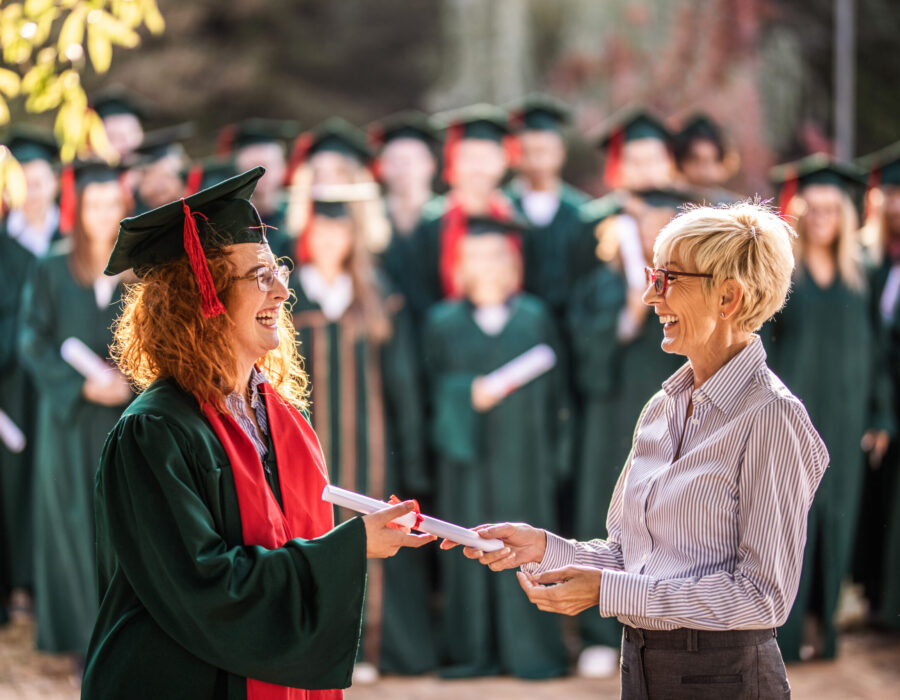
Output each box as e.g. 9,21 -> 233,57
105,167 -> 267,317
72,160 -> 125,190
367,110 -> 440,149
434,104 -> 510,143
859,139 -> 900,188
91,86 -> 153,121
673,113 -> 726,163
219,118 -> 300,154
508,93 -> 571,133
465,214 -> 529,240
134,123 -> 194,166
4,125 -> 58,163
181,156 -> 237,196
635,186 -> 700,210
771,153 -> 866,215
595,107 -> 671,150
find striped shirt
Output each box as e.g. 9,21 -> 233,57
524,336 -> 829,631
226,367 -> 270,465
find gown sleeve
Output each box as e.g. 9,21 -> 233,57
96,411 -> 367,689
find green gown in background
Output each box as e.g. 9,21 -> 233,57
408,195 -> 449,319
765,266 -> 894,661
566,264 -> 683,648
290,272 -> 436,674
17,249 -> 128,654
82,378 -> 366,699
422,294 -> 570,679
0,228 -> 42,592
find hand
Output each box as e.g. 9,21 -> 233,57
440,522 -> 546,571
862,429 -> 891,468
471,377 -> 503,413
517,566 -> 603,616
82,371 -> 133,406
363,501 -> 436,558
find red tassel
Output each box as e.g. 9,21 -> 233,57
181,199 -> 226,318
603,128 -> 625,189
183,164 -> 204,197
778,171 -> 798,217
294,202 -> 315,264
504,134 -> 521,170
284,132 -> 314,188
215,124 -> 237,158
59,165 -> 76,235
442,123 -> 463,186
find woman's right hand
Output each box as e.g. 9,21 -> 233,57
363,501 -> 436,558
440,522 -> 546,572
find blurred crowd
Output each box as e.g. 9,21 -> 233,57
1,86 -> 899,682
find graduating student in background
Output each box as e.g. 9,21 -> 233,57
89,87 -> 149,162
672,114 -> 742,204
766,156 -> 895,662
131,126 -> 191,214
565,190 -> 690,677
505,94 -> 592,319
17,162 -> 134,660
288,197 -> 435,677
368,111 -> 441,319
426,216 -> 570,679
0,127 -> 62,612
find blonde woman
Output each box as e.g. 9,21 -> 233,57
768,157 -> 894,662
446,202 -> 828,699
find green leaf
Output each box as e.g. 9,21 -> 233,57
87,24 -> 112,73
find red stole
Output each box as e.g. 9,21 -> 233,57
438,192 -> 518,298
202,383 -> 342,700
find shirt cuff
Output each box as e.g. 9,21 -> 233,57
597,569 -> 652,619
520,531 -> 576,575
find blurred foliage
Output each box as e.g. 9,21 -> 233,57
0,0 -> 164,206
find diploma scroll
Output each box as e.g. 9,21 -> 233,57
0,409 -> 26,453
480,344 -> 557,398
322,485 -> 505,552
61,337 -> 115,384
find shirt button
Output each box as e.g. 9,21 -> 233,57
691,418 -> 699,425
639,514 -> 645,524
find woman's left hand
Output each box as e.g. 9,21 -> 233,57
516,566 -> 603,616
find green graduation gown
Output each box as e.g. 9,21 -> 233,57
17,250 -> 128,654
765,267 -> 894,660
566,264 -> 683,647
0,227 -> 41,591
82,378 -> 366,699
290,273 -> 436,674
421,294 -> 570,679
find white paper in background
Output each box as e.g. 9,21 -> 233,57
616,214 -> 648,290
480,344 -> 557,399
0,409 -> 26,453
60,337 -> 115,384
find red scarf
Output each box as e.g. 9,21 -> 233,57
202,383 -> 341,700
438,192 -> 518,298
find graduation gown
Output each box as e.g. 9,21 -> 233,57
765,267 -> 894,660
81,378 -> 366,699
16,250 -> 127,654
0,227 -> 41,591
290,273 -> 436,674
421,294 -> 569,679
566,264 -> 683,647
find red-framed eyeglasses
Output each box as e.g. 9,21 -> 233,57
644,267 -> 713,295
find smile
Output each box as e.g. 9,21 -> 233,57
255,308 -> 279,328
659,315 -> 679,326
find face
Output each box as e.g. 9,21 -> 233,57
883,186 -> 900,240
378,138 -> 435,193
102,114 -> 144,157
136,155 -> 185,211
619,138 -> 673,191
306,215 -> 354,271
800,184 -> 843,248
450,139 -> 507,195
226,243 -> 289,368
22,159 -> 57,213
517,130 -> 565,184
459,234 -> 520,306
679,139 -> 727,188
309,151 -> 356,186
80,181 -> 126,246
235,143 -> 287,199
643,250 -> 719,357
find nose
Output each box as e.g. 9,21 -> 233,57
642,280 -> 661,307
271,275 -> 289,303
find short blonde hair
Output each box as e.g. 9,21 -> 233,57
654,201 -> 797,332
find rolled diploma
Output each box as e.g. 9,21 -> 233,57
616,214 -> 648,290
322,485 -> 504,552
479,344 -> 557,398
0,409 -> 26,453
61,337 -> 115,384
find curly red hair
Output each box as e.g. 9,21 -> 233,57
112,245 -> 308,412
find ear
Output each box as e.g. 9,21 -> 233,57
718,278 -> 744,321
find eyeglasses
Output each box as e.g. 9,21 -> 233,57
644,266 -> 713,295
232,264 -> 290,292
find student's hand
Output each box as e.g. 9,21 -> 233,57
517,566 -> 603,616
363,501 -> 436,558
82,371 -> 133,406
440,522 -> 546,571
862,429 -> 891,468
471,377 -> 503,412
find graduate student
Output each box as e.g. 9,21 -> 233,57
506,94 -> 592,318
17,162 -> 133,660
672,113 -> 742,204
0,126 -> 60,611
90,86 -> 149,161
132,125 -> 192,214
81,168 -> 433,699
767,155 -> 894,661
289,197 -> 435,678
423,215 -> 569,679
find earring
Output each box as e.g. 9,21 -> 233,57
720,312 -> 725,318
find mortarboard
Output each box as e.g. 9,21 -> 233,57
91,86 -> 153,121
508,93 -> 571,133
367,110 -> 440,149
4,125 -> 58,164
217,118 -> 300,156
771,153 -> 866,215
433,104 -> 512,183
593,107 -> 671,188
859,139 -> 900,188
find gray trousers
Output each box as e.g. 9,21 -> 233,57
620,626 -> 791,699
